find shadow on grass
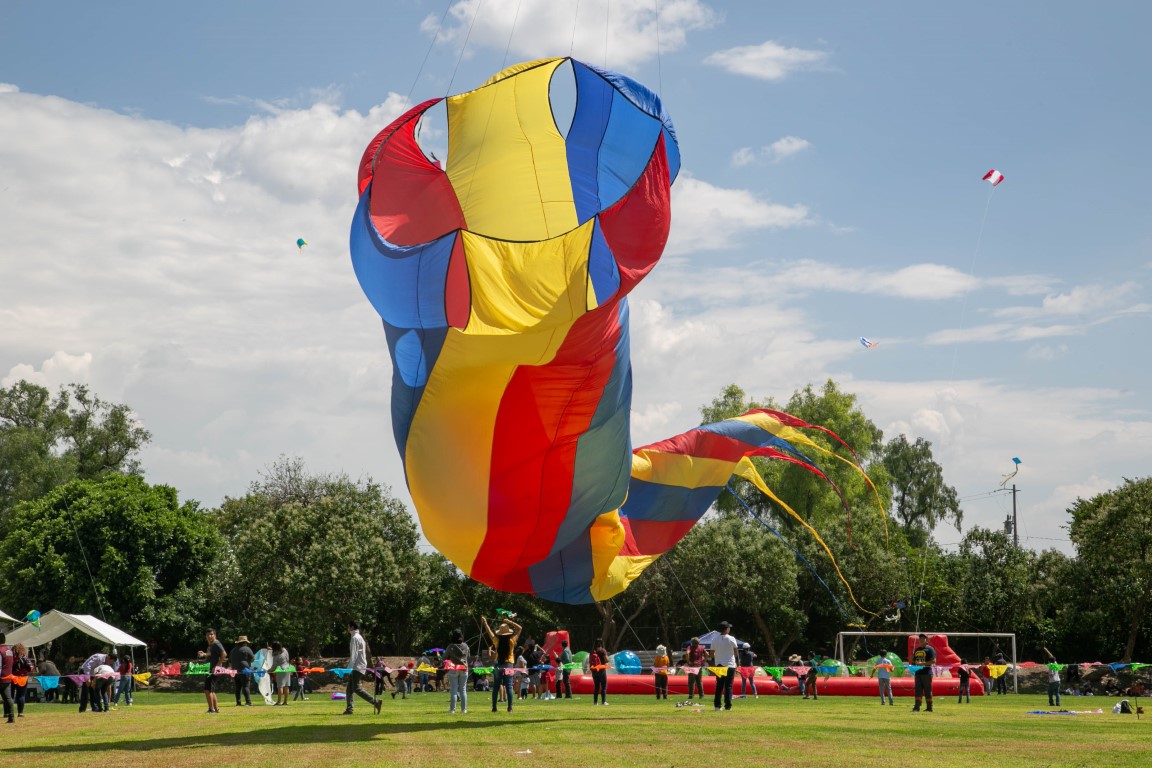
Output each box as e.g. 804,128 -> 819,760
3,718 -> 556,754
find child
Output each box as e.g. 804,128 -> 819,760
653,645 -> 670,700
954,658 -> 973,703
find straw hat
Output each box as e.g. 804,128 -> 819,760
236,635 -> 250,644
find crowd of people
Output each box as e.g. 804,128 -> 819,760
4,622 -> 1149,724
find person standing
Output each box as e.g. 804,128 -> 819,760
342,621 -> 383,715
111,651 -> 133,708
270,642 -> 291,706
1043,647 -> 1062,707
979,657 -> 993,700
0,635 -> 14,723
954,658 -> 973,703
230,635 -> 255,707
556,640 -> 574,699
196,629 -> 226,714
445,628 -> 470,714
911,633 -> 936,712
872,651 -> 894,705
711,621 -> 739,712
738,642 -> 758,699
653,644 -> 670,700
92,659 -> 116,712
804,653 -> 820,700
10,644 -> 34,717
481,615 -> 521,713
685,638 -> 707,701
589,640 -> 610,705
992,650 -> 1009,695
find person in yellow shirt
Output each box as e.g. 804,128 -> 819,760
652,645 -> 670,700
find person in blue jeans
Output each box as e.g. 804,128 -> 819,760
871,650 -> 894,705
954,658 -> 973,703
482,615 -> 521,713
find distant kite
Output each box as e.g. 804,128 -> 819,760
982,169 -> 1005,187
296,238 -> 308,250
859,337 -> 877,348
999,456 -> 1021,487
24,610 -> 41,629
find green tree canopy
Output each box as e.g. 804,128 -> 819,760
1069,477 -> 1152,662
882,434 -> 962,548
0,381 -> 150,528
0,473 -> 220,652
210,457 -> 420,656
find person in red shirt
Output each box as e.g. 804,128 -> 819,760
112,653 -> 134,707
685,638 -> 707,701
0,633 -> 15,723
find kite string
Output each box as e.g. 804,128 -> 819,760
729,483 -> 847,619
654,0 -> 663,92
604,0 -> 611,68
570,0 -> 582,56
501,0 -> 524,70
446,0 -> 485,96
661,558 -> 709,634
948,184 -> 995,381
63,504 -> 107,622
408,0 -> 456,103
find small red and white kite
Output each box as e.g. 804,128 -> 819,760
982,169 -> 1005,186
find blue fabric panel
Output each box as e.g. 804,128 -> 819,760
587,220 -> 620,306
529,531 -> 595,604
694,420 -> 817,466
620,478 -> 724,523
566,63 -> 614,223
349,187 -> 453,330
384,322 -> 447,457
585,62 -> 680,180
597,89 -> 662,210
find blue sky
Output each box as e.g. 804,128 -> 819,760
2,0 -> 1149,555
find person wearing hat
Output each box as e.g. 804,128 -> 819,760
685,638 -> 707,700
230,635 -> 255,707
481,615 -> 522,713
652,644 -> 671,700
711,621 -> 739,711
738,642 -> 758,699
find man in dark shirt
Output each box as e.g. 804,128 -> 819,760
230,635 -> 256,707
911,633 -> 937,712
196,628 -> 226,714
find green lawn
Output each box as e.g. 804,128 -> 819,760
2,690 -> 1148,767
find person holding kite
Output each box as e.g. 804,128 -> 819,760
481,615 -> 521,713
685,638 -> 707,700
589,639 -> 611,706
711,621 -> 739,711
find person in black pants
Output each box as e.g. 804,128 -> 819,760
710,621 -> 738,711
555,641 -> 573,699
590,640 -> 610,705
911,634 -> 936,712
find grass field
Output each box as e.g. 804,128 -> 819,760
1,690 -> 1148,768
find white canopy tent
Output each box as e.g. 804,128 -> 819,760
5,610 -> 146,649
0,608 -> 17,623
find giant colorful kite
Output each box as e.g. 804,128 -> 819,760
350,58 -> 876,604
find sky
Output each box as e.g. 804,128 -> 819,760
2,0 -> 1149,557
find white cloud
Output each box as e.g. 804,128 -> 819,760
730,136 -> 811,167
771,261 -> 979,300
2,351 -> 93,388
668,175 -> 811,255
993,282 -> 1143,320
704,40 -> 829,81
427,0 -> 718,69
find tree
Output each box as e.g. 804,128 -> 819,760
211,457 -> 420,655
1069,477 -> 1152,662
0,381 -> 150,527
0,473 -> 221,652
881,434 -> 961,547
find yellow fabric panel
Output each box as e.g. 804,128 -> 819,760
404,332 -> 516,575
446,59 -> 577,241
460,224 -> 591,350
630,449 -> 742,489
585,510 -> 626,600
591,552 -> 659,602
477,58 -> 562,88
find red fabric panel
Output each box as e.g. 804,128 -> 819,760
445,234 -> 470,329
641,429 -> 751,463
598,132 -> 672,294
363,99 -> 467,247
620,517 -> 696,556
471,297 -> 625,592
358,99 -> 440,194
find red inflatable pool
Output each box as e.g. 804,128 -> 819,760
568,674 -> 984,697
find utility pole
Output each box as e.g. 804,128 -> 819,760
1011,484 -> 1019,547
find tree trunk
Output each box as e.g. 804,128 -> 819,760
750,607 -> 778,664
594,601 -> 617,650
1122,586 -> 1150,663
